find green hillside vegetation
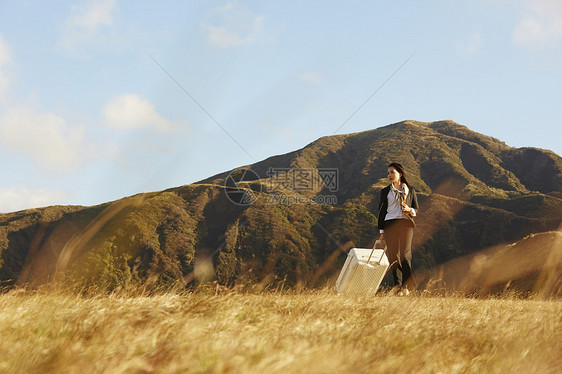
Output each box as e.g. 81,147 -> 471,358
1,120 -> 561,295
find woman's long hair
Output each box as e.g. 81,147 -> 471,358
388,162 -> 410,186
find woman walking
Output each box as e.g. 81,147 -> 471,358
378,163 -> 419,295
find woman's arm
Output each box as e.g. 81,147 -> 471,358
411,188 -> 419,211
378,188 -> 388,243
377,188 -> 387,231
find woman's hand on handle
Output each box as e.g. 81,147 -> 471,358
379,233 -> 385,244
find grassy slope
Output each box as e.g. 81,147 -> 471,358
0,291 -> 561,374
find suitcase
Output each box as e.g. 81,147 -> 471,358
335,241 -> 389,294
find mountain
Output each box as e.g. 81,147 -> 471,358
1,120 -> 561,294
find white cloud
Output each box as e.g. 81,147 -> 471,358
514,16 -> 546,44
298,73 -> 323,85
0,36 -> 90,172
60,0 -> 117,51
513,0 -> 562,48
0,186 -> 67,213
0,36 -> 11,66
104,94 -> 172,131
201,2 -> 266,48
0,105 -> 86,171
0,34 -> 13,101
69,0 -> 115,32
457,32 -> 482,56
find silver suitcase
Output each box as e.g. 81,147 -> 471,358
335,241 -> 389,294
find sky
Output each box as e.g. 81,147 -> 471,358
0,0 -> 561,213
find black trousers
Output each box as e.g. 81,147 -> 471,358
384,219 -> 414,289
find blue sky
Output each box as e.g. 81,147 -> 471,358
0,0 -> 561,212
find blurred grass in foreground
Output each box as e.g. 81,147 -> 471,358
0,288 -> 561,373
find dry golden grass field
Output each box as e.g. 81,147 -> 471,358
1,289 -> 561,374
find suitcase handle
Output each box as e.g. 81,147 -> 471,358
367,240 -> 387,265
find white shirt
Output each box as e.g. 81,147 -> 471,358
380,183 -> 416,233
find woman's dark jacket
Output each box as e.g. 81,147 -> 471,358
377,184 -> 419,230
